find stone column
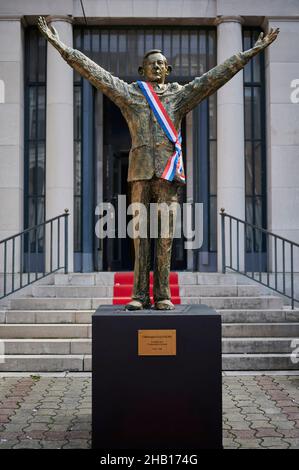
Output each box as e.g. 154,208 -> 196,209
46,16 -> 73,272
0,16 -> 24,280
216,16 -> 245,273
264,18 -> 299,274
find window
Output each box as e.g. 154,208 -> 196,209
243,29 -> 266,260
24,28 -> 47,270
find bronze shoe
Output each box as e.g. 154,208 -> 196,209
125,300 -> 152,310
154,299 -> 175,310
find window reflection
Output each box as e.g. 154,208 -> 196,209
243,28 -> 266,253
25,27 -> 46,254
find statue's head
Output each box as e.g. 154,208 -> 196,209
138,49 -> 172,84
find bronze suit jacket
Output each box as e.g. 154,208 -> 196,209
62,47 -> 251,184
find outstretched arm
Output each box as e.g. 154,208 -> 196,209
37,17 -> 130,107
177,28 -> 279,115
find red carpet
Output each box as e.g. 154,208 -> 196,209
113,272 -> 181,305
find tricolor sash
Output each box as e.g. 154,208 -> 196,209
137,81 -> 185,183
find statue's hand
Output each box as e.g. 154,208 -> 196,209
37,16 -> 60,43
254,27 -> 280,50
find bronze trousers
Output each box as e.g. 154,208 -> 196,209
130,177 -> 179,304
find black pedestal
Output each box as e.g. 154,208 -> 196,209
92,304 -> 222,450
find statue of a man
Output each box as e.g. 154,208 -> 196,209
38,17 -> 279,310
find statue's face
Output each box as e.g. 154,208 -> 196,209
142,52 -> 169,84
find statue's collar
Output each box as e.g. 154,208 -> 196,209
151,83 -> 168,93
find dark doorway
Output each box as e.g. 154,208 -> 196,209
102,96 -> 187,271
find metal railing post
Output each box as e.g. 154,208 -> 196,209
64,209 -> 69,274
220,208 -> 226,274
291,244 -> 294,310
219,210 -> 298,309
0,211 -> 71,300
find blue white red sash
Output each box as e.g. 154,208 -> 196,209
137,81 -> 185,183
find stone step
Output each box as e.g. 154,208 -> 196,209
217,309 -> 299,323
32,284 -> 263,298
54,273 -> 115,286
222,323 -> 299,337
0,324 -> 91,339
1,338 -> 295,355
7,296 -> 283,310
222,338 -> 296,354
0,310 -> 93,324
1,322 -> 298,339
179,285 -> 263,297
222,354 -> 299,371
180,296 -> 283,309
0,353 -> 297,372
0,355 -> 88,372
53,272 -> 249,286
1,339 -> 91,355
8,298 -> 112,310
32,285 -> 114,298
1,308 -> 298,324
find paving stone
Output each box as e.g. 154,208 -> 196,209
69,423 -> 91,431
67,430 -> 91,439
0,440 -> 19,449
237,401 -> 255,407
0,416 -> 10,424
277,429 -> 299,438
268,420 -> 296,429
244,413 -> 269,422
25,422 -> 50,431
281,407 -> 299,414
0,375 -> 298,449
50,417 -> 75,425
284,438 -> 299,448
32,409 -> 57,416
13,440 -> 42,449
29,416 -> 55,424
2,423 -> 28,432
224,412 -> 244,419
227,421 -> 252,430
250,421 -> 276,429
62,439 -> 90,449
43,431 -> 68,440
234,438 -> 263,449
223,422 -> 233,430
255,428 -> 283,438
223,438 -> 240,449
48,424 -> 71,432
259,438 -> 290,449
260,407 -> 282,415
239,407 -> 265,414
40,440 -> 69,449
231,430 -> 256,439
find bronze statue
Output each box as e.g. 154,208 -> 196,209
37,17 -> 279,310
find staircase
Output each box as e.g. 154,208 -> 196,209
0,272 -> 298,372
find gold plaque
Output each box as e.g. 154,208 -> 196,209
138,329 -> 176,356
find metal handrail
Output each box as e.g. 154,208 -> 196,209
0,210 -> 69,300
220,208 -> 299,309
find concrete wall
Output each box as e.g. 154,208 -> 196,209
0,18 -> 24,273
264,18 -> 299,271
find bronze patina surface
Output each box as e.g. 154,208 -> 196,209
38,17 -> 279,310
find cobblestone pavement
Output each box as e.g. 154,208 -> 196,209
0,374 -> 298,449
